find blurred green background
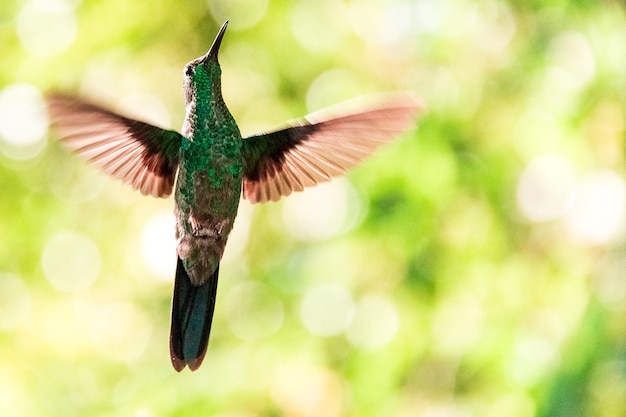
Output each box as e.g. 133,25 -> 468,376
1,0 -> 626,416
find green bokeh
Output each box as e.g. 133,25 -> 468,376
1,0 -> 626,416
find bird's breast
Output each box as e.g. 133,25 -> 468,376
173,136 -> 243,284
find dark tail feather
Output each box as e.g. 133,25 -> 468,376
169,257 -> 219,372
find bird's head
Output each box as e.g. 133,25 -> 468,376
183,21 -> 228,106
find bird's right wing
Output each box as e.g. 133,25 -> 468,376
241,93 -> 422,204
46,93 -> 183,198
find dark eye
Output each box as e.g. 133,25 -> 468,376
185,65 -> 195,76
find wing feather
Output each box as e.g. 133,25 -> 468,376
46,93 -> 183,198
241,93 -> 423,203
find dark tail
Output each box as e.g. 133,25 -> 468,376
169,257 -> 219,372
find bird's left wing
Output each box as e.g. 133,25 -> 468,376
46,93 -> 183,198
241,93 -> 423,203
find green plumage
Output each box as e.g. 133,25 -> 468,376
175,58 -> 243,286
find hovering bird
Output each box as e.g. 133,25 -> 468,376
46,21 -> 422,371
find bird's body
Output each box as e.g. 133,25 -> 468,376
168,24 -> 243,370
175,27 -> 242,286
46,21 -> 422,372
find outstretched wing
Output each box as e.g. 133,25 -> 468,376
46,93 -> 183,198
241,93 -> 422,204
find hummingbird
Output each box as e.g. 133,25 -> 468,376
46,21 -> 422,371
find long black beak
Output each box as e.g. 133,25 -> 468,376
202,21 -> 228,63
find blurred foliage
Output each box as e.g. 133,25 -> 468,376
1,0 -> 626,416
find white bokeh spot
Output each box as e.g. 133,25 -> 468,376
565,171 -> 625,245
516,154 -> 576,223
300,284 -> 354,337
0,83 -> 48,160
42,231 -> 102,292
17,0 -> 78,58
